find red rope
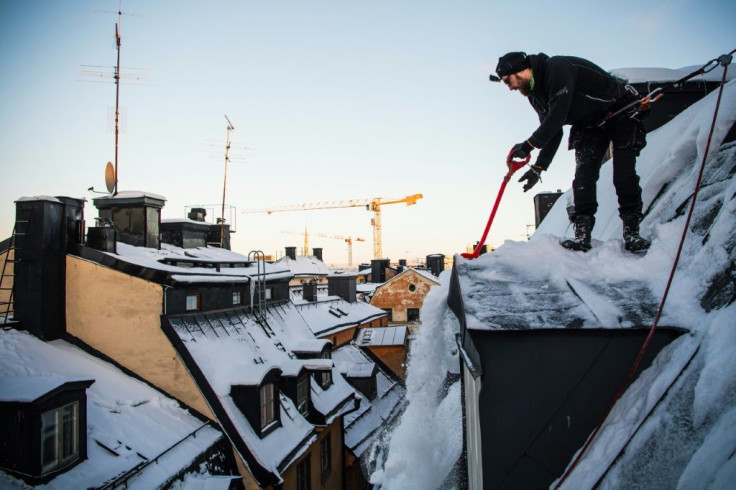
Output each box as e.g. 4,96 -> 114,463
554,59 -> 731,489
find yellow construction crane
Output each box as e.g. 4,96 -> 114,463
281,229 -> 366,266
244,194 -> 423,259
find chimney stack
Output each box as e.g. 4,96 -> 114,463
327,274 -> 357,303
426,254 -> 445,277
303,281 -> 317,302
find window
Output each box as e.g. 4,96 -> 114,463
297,375 -> 309,416
185,293 -> 201,312
255,286 -> 274,302
317,350 -> 332,388
320,432 -> 332,480
408,308 -> 420,322
260,382 -> 277,430
41,402 -> 79,473
297,454 -> 311,490
232,290 -> 243,305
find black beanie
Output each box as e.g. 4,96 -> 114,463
496,52 -> 530,77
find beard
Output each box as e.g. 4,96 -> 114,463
517,77 -> 532,96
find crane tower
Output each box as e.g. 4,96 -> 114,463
282,229 -> 366,266
245,194 -> 422,259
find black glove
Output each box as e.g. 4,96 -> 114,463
518,165 -> 543,192
507,140 -> 534,163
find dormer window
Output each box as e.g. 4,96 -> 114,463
185,293 -> 201,312
296,375 -> 309,416
260,382 -> 277,431
319,350 -> 332,389
232,290 -> 243,306
230,369 -> 282,438
0,376 -> 94,486
42,402 -> 79,472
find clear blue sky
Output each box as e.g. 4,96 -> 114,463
1,0 -> 734,267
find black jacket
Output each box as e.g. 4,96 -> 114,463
526,53 -> 632,169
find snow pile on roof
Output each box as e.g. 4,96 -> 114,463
374,75 -> 736,488
0,329 -> 223,489
369,278 -> 462,488
332,343 -> 407,457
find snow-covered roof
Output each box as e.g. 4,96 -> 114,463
90,242 -> 293,284
166,302 -> 356,483
15,195 -> 62,203
0,375 -> 93,403
0,329 -> 224,489
102,190 -> 167,201
275,255 -> 330,276
611,65 -> 736,84
453,245 -> 660,330
332,343 -> 406,457
356,283 -> 380,295
376,267 -> 440,290
295,298 -> 388,337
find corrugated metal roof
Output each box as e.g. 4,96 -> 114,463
357,326 -> 408,347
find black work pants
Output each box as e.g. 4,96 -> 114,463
568,116 -> 647,218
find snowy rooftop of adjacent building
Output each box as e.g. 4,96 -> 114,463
0,329 -> 223,489
98,242 -> 293,283
166,302 -> 356,481
95,190 -> 167,201
295,297 -> 388,337
410,268 -> 441,283
274,254 -> 331,276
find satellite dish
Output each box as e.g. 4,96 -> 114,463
104,162 -> 116,194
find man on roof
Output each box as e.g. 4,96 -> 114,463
497,51 -> 650,253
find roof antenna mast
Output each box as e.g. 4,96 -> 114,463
113,5 -> 122,194
221,115 -> 235,247
80,1 -> 147,196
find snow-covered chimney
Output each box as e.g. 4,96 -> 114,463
92,191 -> 166,249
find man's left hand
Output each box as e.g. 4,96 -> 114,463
518,165 -> 543,192
507,140 -> 534,163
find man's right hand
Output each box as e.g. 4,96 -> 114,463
507,140 -> 535,163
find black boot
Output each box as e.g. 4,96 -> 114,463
622,213 -> 650,253
561,215 -> 595,252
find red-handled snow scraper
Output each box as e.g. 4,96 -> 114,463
460,153 -> 530,259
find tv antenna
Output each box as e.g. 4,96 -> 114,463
79,2 -> 147,195
220,115 -> 236,247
